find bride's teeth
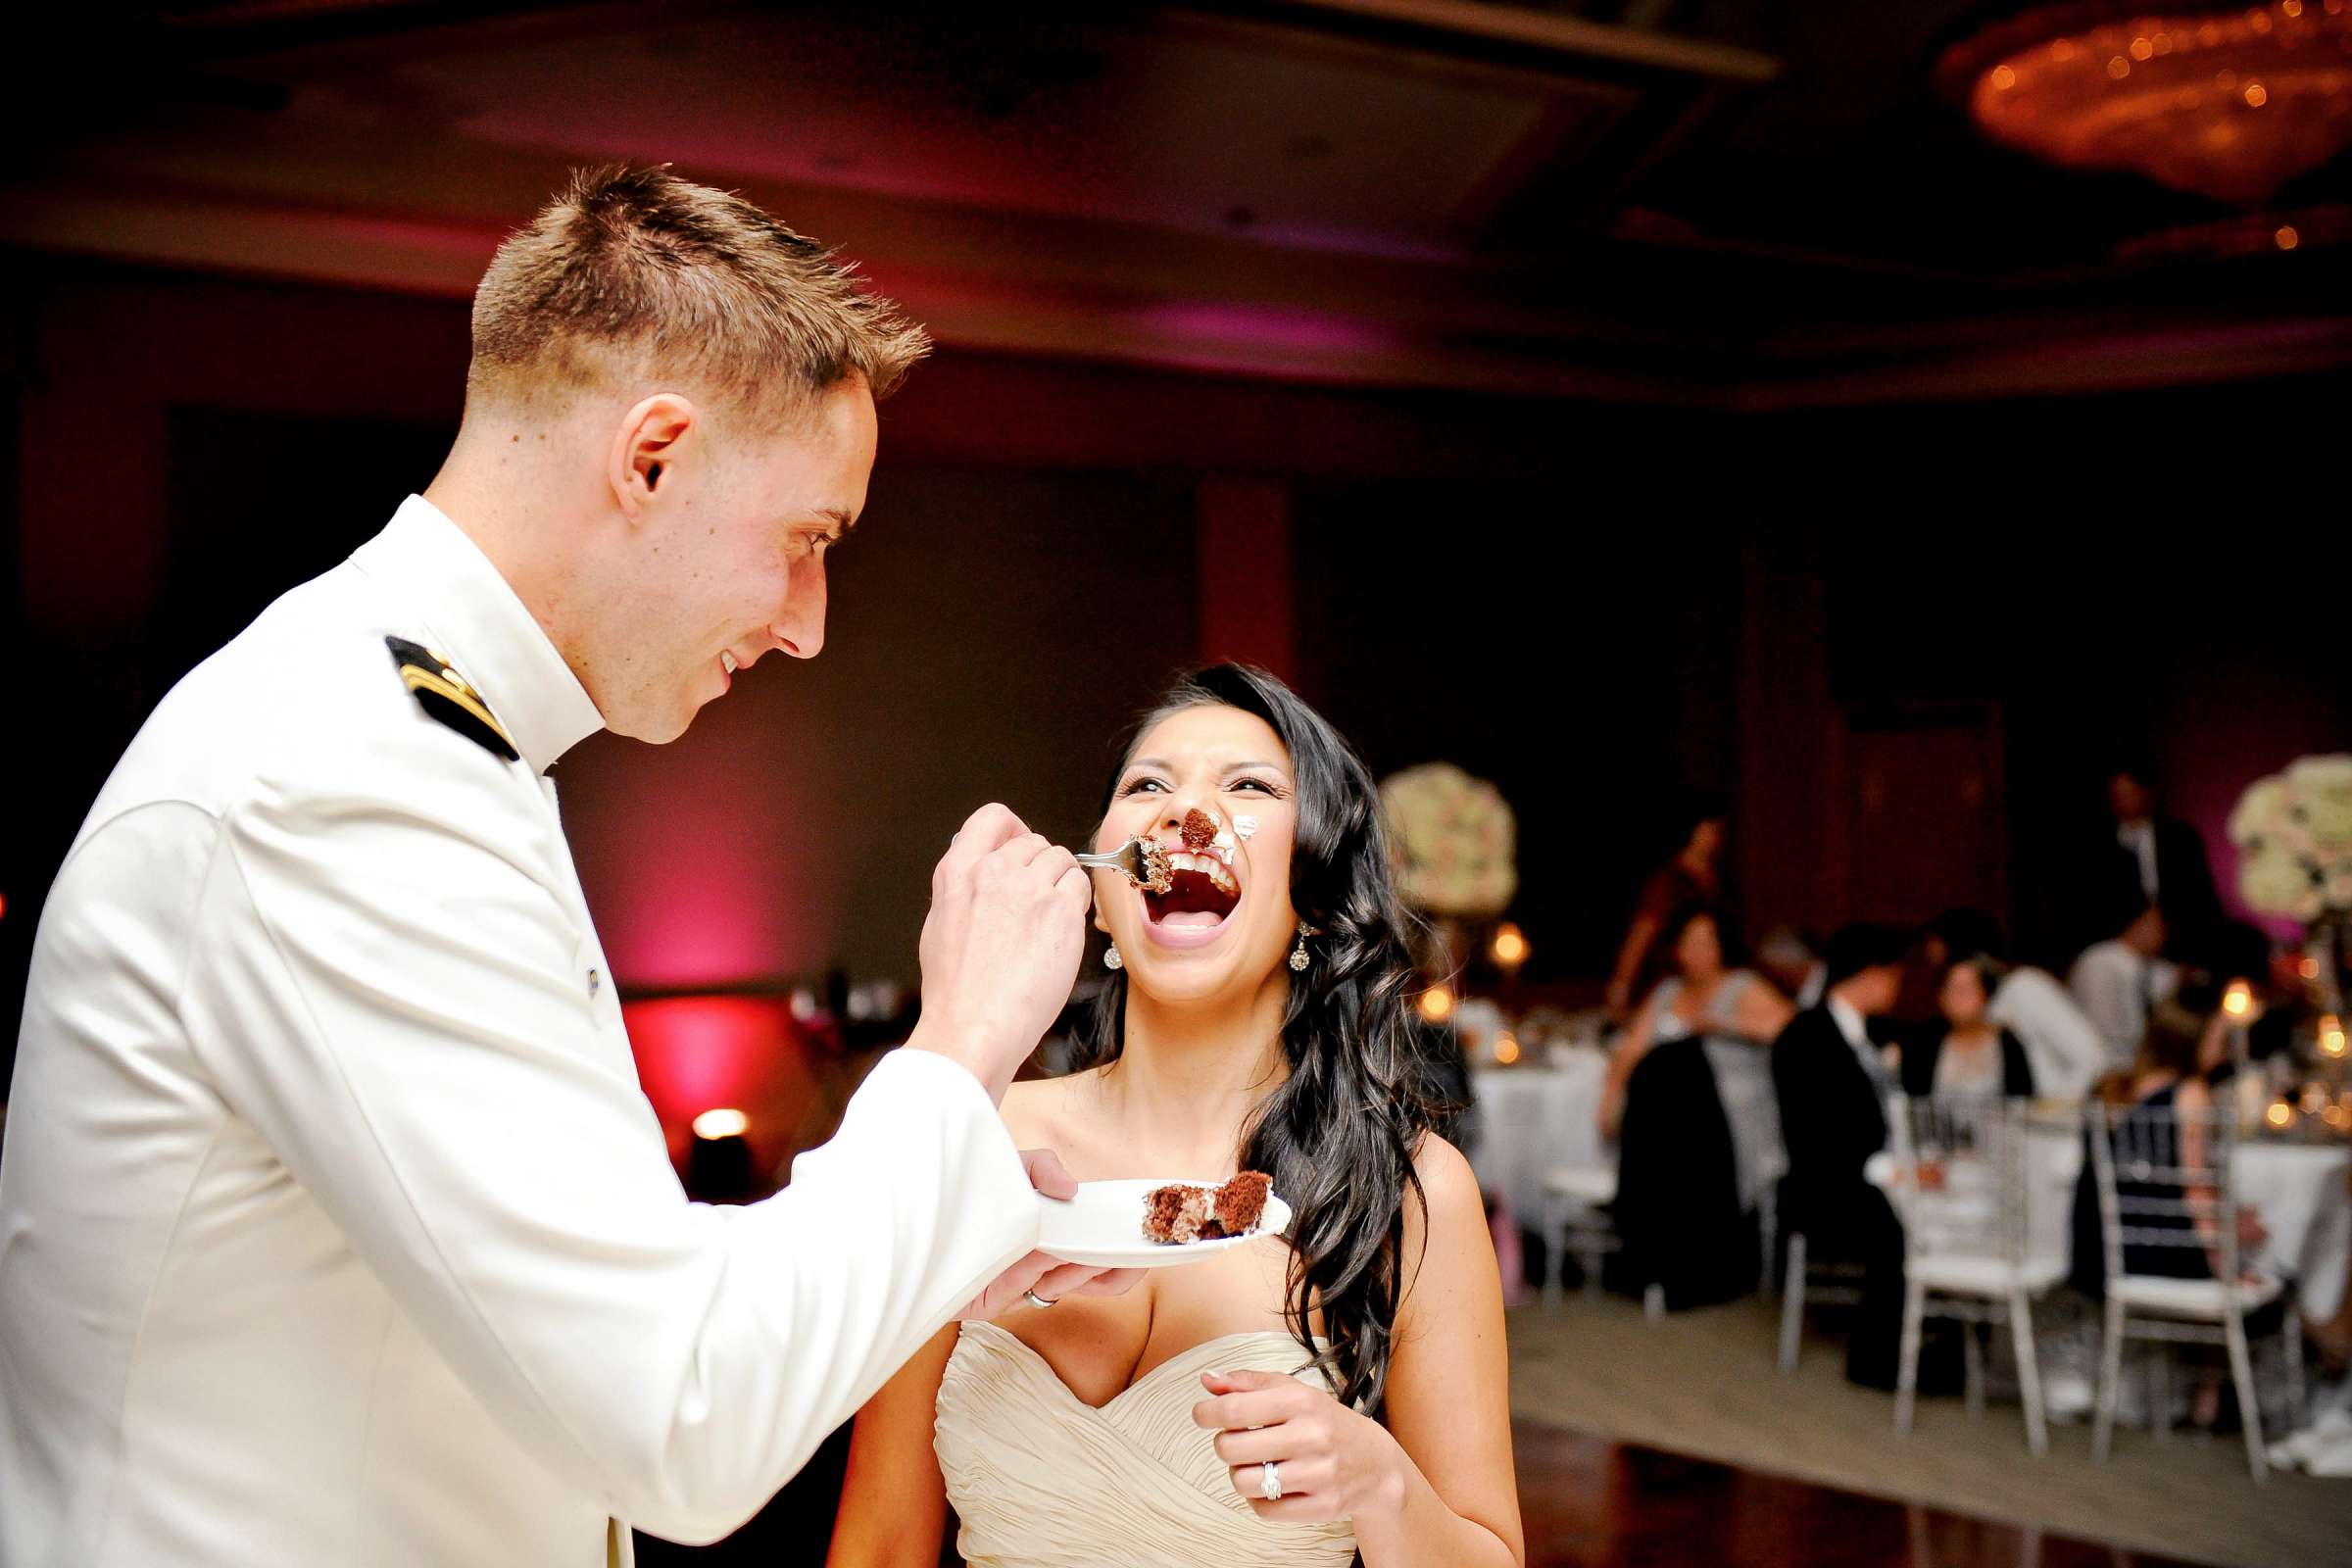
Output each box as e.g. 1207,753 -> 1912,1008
1163,852 -> 1241,896
720,652 -> 738,674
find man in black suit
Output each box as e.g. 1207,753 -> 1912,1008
2097,764 -> 2222,965
1772,922 -> 1912,1389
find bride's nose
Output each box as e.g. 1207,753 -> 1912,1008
1154,796 -> 1205,839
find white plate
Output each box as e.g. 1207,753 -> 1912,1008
1036,1178 -> 1292,1268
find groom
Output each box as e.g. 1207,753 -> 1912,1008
0,166 -> 1128,1565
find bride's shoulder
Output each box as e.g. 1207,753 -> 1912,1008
1407,1132 -> 1481,1230
999,1069 -> 1103,1148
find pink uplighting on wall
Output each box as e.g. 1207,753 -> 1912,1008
556,719 -> 830,991
623,995 -> 821,1172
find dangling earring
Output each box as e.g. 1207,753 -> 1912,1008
1289,923 -> 1312,972
1103,942 -> 1124,971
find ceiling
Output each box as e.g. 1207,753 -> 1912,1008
6,0 -> 2347,406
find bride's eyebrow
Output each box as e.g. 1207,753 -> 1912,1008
1120,757 -> 1287,776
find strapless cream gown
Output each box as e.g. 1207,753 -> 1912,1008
933,1321 -> 1358,1567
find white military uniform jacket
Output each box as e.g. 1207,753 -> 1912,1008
0,497 -> 1036,1565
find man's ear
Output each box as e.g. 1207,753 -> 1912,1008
608,393 -> 698,521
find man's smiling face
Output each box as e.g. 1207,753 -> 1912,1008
596,375 -> 876,743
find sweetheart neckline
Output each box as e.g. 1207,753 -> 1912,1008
957,1320 -> 1324,1415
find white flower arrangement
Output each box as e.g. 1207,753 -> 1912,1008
2229,754 -> 2352,924
1379,761 -> 1517,919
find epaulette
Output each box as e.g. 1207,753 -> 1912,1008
385,636 -> 519,762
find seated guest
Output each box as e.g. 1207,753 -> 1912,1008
1923,908 -> 2105,1100
2074,998 -> 2352,1383
1601,906 -> 1793,1135
2071,1000 -> 2249,1298
2070,896 -> 2180,1068
1900,954 -> 2034,1100
1600,905 -> 1793,1309
1603,795 -> 1729,1021
2067,998 -> 2279,1432
1771,922 -> 1911,1388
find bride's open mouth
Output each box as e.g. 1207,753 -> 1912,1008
1141,852 -> 1241,948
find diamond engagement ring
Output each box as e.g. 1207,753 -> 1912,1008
1023,1289 -> 1058,1309
1259,1460 -> 1283,1501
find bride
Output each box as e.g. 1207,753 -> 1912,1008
828,664 -> 1522,1568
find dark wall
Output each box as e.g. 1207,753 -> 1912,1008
551,459 -> 1200,992
1769,377 -> 2352,963
1290,482 -> 1743,981
1287,376 -> 2352,982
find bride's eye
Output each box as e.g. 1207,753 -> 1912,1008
1116,776 -> 1168,798
1229,777 -> 1286,798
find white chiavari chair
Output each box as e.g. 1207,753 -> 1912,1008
1540,1164 -> 1619,1304
1539,1073 -> 1620,1304
2085,1097 -> 2304,1481
1776,1227 -> 1867,1373
1886,1094 -> 2066,1455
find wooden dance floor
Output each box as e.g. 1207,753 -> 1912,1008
638,1416 -> 2208,1565
1510,1420 -> 2202,1568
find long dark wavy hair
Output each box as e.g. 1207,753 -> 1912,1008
1069,663 -> 1452,1416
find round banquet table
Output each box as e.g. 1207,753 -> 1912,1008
1468,1043 -> 1788,1231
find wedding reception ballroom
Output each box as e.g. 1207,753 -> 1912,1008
4,2 -> 2351,1566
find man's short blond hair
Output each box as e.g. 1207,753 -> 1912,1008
466,164 -> 930,424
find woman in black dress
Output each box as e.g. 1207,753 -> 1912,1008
1601,905 -> 1793,1309
1900,954 -> 2034,1101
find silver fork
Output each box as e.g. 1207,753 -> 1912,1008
1073,837 -> 1173,892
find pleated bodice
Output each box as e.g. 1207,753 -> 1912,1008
933,1321 -> 1358,1568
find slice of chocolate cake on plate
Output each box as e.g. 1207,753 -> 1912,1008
1208,1171 -> 1271,1237
1141,1171 -> 1273,1245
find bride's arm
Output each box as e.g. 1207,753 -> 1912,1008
827,1323 -> 959,1568
1196,1135 -> 1524,1567
1357,1133 -> 1526,1566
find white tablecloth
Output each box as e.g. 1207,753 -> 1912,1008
2245,1143 -> 2352,1320
1467,1053 -> 1608,1227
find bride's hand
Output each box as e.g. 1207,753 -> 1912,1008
1194,1368 -> 1405,1526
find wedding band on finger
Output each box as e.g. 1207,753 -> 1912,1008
1023,1289 -> 1058,1310
1258,1460 -> 1283,1501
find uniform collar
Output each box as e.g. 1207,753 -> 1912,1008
350,495 -> 606,775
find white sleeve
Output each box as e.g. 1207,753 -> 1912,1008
1995,970 -> 2111,1099
177,784 -> 1035,1544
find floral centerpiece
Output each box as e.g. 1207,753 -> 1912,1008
1380,761 -> 1518,920
2229,753 -> 2352,1009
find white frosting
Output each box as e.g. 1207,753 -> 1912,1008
1233,814 -> 1260,840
